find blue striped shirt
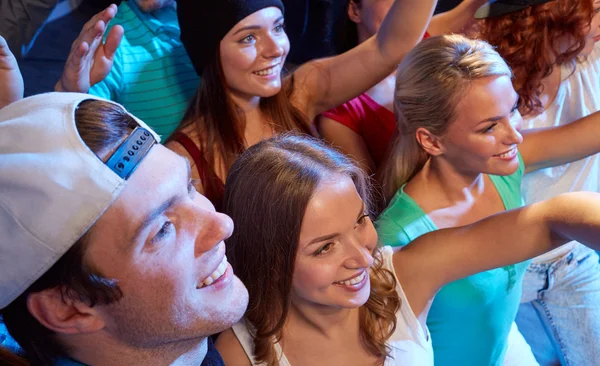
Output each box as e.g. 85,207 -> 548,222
89,1 -> 199,138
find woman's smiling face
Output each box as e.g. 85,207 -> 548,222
219,7 -> 290,102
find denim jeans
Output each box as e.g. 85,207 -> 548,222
516,245 -> 600,366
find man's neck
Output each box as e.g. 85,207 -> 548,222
66,335 -> 208,366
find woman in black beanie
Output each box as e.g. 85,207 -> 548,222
166,0 -> 436,210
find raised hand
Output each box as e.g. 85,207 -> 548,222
55,4 -> 124,93
0,35 -> 24,108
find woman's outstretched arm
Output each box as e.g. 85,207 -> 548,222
394,191 -> 600,316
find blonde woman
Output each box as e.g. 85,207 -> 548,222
376,34 -> 600,366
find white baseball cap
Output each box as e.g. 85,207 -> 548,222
0,92 -> 160,308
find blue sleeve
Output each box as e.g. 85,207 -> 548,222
0,319 -> 21,354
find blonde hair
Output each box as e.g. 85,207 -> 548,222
379,34 -> 512,201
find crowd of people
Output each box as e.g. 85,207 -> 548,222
1,0 -> 600,365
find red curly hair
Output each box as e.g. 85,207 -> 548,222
477,0 -> 594,116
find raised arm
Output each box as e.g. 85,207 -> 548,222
394,192 -> 600,315
55,4 -> 123,93
427,0 -> 488,36
292,0 -> 437,121
518,110 -> 600,173
317,115 -> 376,174
0,35 -> 23,108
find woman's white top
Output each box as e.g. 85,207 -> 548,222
502,322 -> 540,366
522,43 -> 600,263
231,246 -> 433,365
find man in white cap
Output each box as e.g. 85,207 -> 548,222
0,92 -> 248,365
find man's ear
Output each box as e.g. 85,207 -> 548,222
26,288 -> 105,335
415,127 -> 445,156
347,1 -> 362,24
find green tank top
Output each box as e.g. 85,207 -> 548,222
375,154 -> 530,366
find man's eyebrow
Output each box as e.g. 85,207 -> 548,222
131,156 -> 191,243
132,196 -> 178,243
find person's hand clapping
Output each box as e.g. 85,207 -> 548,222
55,4 -> 124,93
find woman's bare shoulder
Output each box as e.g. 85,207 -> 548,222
215,328 -> 253,366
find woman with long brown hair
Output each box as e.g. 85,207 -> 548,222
165,0 -> 436,210
215,134 -> 600,366
477,1 -> 600,364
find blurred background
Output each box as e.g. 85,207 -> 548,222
0,0 -> 462,97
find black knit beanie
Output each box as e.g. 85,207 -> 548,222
177,0 -> 285,76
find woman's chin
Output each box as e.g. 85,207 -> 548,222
257,85 -> 283,98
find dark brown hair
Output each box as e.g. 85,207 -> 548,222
477,0 -> 594,116
0,100 -> 137,365
170,50 -> 313,202
338,0 -> 362,53
224,134 -> 400,365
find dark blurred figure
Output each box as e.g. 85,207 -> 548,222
285,0 -> 347,65
16,0 -> 120,96
285,0 -> 468,66
436,0 -> 463,13
0,0 -> 59,59
87,0 -> 120,9
0,0 -> 120,60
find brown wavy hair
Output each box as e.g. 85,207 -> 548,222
477,0 -> 594,116
224,134 -> 400,365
